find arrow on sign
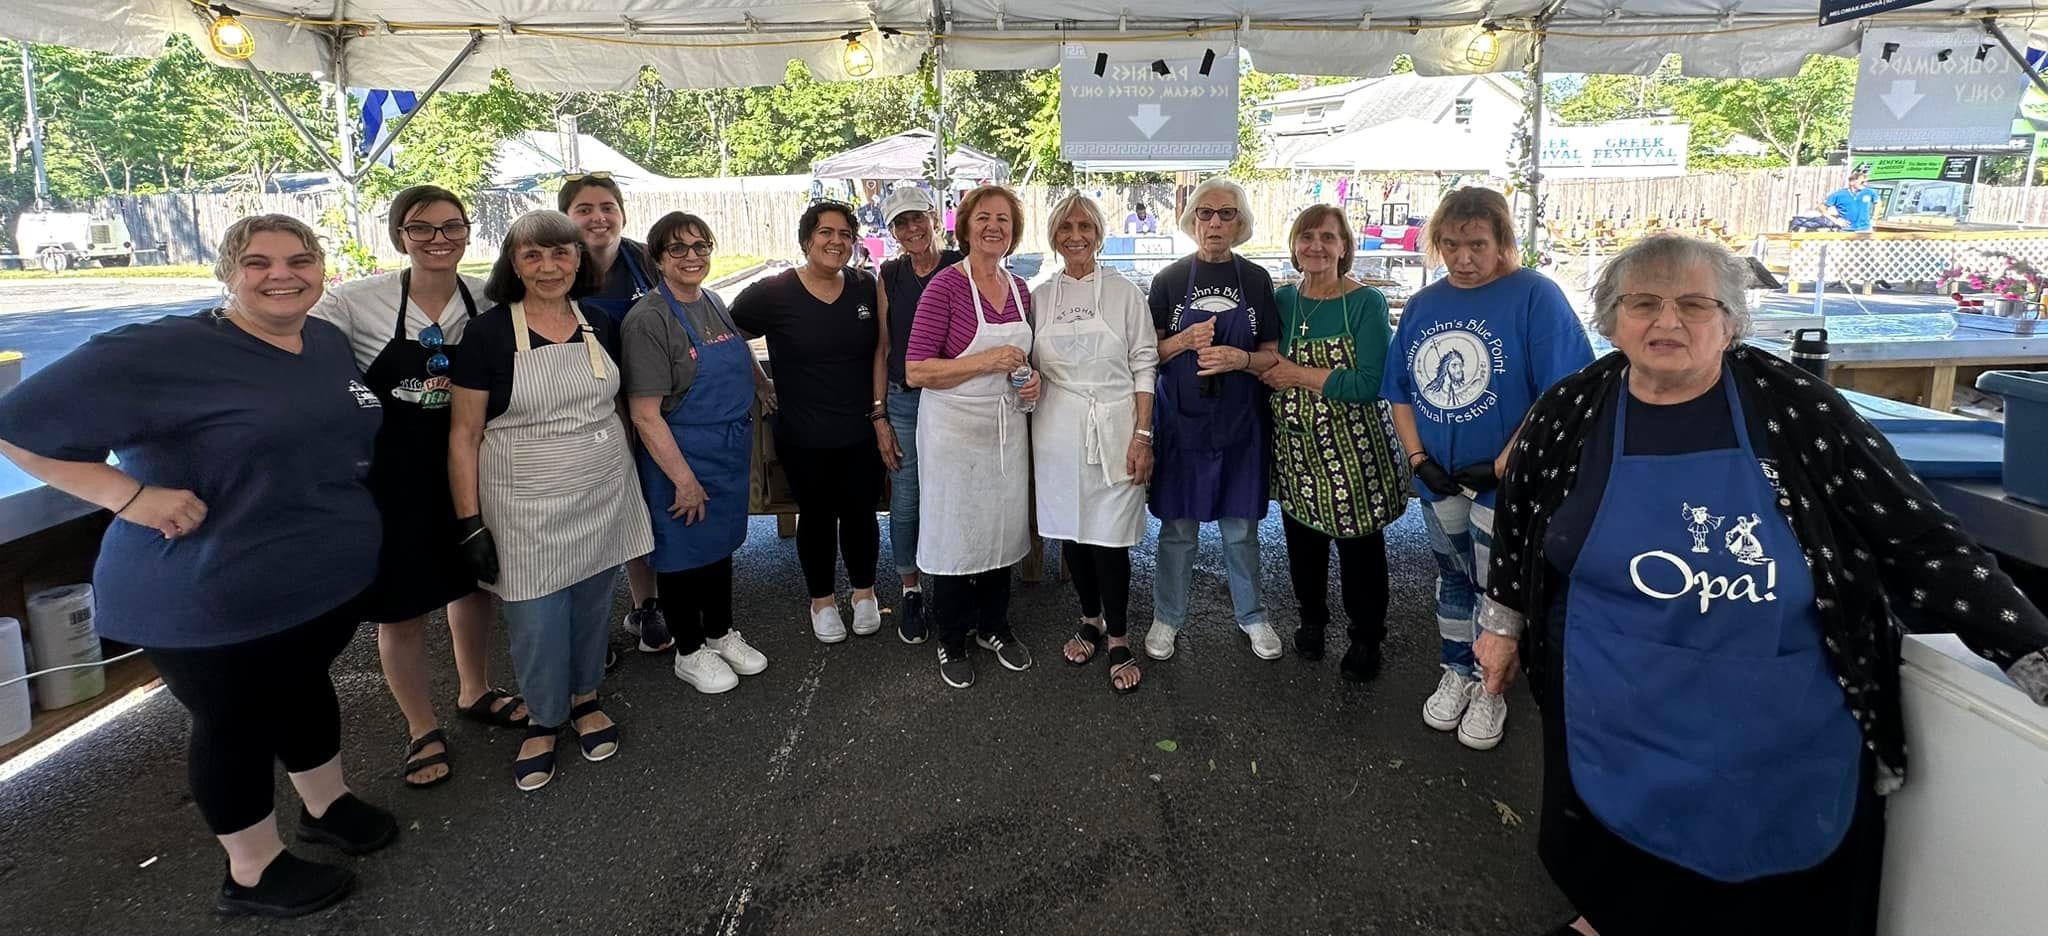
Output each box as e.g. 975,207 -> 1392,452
1129,104 -> 1172,138
1879,79 -> 1925,120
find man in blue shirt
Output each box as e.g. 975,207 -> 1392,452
1822,166 -> 1879,232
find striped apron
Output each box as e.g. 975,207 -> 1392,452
477,301 -> 653,602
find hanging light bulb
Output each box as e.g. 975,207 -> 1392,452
841,32 -> 875,78
209,8 -> 256,61
1465,27 -> 1501,69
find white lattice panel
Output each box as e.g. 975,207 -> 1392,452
1763,232 -> 2048,286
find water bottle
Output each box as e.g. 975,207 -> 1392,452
1790,328 -> 1829,381
1010,365 -> 1036,413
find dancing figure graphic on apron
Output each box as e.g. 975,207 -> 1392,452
1680,502 -> 1724,554
1724,513 -> 1768,565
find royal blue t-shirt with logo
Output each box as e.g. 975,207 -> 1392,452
1824,187 -> 1879,232
1381,268 -> 1593,506
0,310 -> 383,648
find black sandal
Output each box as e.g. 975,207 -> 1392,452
1064,619 -> 1106,666
458,688 -> 528,729
1108,645 -> 1143,694
569,697 -> 619,763
513,722 -> 559,792
400,728 -> 451,788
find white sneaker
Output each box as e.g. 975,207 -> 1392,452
707,629 -> 767,676
1144,621 -> 1178,660
810,605 -> 847,644
850,596 -> 882,636
673,647 -> 739,694
1457,684 -> 1509,751
1242,621 -> 1283,660
1423,669 -> 1475,731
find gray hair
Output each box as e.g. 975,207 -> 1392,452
1178,177 -> 1255,247
1045,192 -> 1107,256
1590,234 -> 1753,341
484,209 -> 595,305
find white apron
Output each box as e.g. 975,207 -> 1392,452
477,301 -> 654,601
1031,269 -> 1146,547
915,264 -> 1032,577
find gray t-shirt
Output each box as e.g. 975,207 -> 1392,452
621,288 -> 738,414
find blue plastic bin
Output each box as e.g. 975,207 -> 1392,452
1977,370 -> 2048,507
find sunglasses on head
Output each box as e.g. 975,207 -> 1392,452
563,171 -> 613,183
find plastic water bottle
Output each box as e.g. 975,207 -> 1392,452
1010,366 -> 1036,413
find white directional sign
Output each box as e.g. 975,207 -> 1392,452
1851,28 -> 2029,148
1059,44 -> 1239,170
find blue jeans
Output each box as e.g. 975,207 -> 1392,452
501,567 -> 619,727
1419,496 -> 1494,678
886,385 -> 922,577
1153,517 -> 1268,631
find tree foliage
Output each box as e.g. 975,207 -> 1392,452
1547,54 -> 1859,169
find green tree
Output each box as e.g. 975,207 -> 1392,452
1676,55 -> 1856,168
359,70 -> 547,200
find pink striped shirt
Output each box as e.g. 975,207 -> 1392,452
904,265 -> 1030,362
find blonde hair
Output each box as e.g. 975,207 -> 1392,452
1424,187 -> 1518,275
1178,177 -> 1254,247
1044,193 -> 1107,257
213,214 -> 324,284
953,184 -> 1026,257
1287,204 -> 1355,277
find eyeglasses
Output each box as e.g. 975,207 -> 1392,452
1617,293 -> 1729,323
1195,207 -> 1240,222
563,170 -> 613,183
662,242 -> 715,259
419,322 -> 450,376
401,221 -> 470,244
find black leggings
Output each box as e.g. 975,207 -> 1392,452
1281,512 -> 1391,643
655,556 -> 734,654
145,604 -> 357,835
778,441 -> 881,598
1063,542 -> 1132,638
930,567 -> 1014,654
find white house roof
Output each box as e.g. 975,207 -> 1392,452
484,131 -> 670,191
1289,117 -> 1508,174
810,129 -> 1010,182
1260,74 -> 1526,170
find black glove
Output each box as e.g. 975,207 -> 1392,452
1412,457 -> 1461,498
455,515 -> 499,584
1452,461 -> 1499,494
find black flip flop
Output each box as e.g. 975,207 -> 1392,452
1065,620 -> 1106,666
1108,646 -> 1142,695
401,728 -> 451,789
458,688 -> 528,729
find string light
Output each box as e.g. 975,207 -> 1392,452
208,6 -> 256,60
841,31 -> 874,77
1464,25 -> 1500,69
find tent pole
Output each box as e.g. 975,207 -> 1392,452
1983,18 -> 2048,99
352,31 -> 486,177
187,4 -> 351,181
932,38 -> 949,191
331,14 -> 363,250
1523,34 -> 1546,259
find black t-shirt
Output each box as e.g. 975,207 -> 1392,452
449,303 -> 623,421
881,248 -> 965,385
730,268 -> 880,449
590,239 -> 654,302
1147,255 -> 1280,345
1545,375 -> 1759,575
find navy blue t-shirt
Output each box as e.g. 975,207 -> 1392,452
0,310 -> 383,648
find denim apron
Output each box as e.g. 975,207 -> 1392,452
635,283 -> 753,573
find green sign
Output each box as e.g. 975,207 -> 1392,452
1850,154 -> 1978,181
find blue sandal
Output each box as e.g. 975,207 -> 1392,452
513,722 -> 559,792
569,697 -> 619,762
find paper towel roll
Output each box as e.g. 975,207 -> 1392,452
26,584 -> 103,710
0,617 -> 29,745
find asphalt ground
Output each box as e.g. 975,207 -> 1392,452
0,509 -> 1570,936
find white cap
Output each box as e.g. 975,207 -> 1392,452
882,187 -> 939,223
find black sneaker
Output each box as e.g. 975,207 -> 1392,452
976,632 -> 1034,672
216,851 -> 354,918
1340,640 -> 1384,682
1295,625 -> 1326,661
938,645 -> 975,688
627,599 -> 673,653
296,793 -> 399,856
897,590 -> 929,644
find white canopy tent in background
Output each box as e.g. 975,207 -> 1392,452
7,1 -> 2048,244
1291,117 -> 1510,175
812,129 -> 1009,183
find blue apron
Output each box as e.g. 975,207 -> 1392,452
635,282 -> 753,573
1563,369 -> 1863,882
1149,256 -> 1268,522
582,245 -> 652,327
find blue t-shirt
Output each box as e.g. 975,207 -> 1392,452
1824,187 -> 1879,232
1380,268 -> 1594,506
0,311 -> 383,648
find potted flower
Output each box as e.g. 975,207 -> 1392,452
1939,253 -> 2043,318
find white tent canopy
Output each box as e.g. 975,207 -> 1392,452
812,129 -> 1008,182
6,1 -> 2045,91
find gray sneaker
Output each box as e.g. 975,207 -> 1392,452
976,632 -> 1034,672
938,645 -> 976,689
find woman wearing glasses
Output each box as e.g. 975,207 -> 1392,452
1143,177 -> 1283,663
619,212 -> 772,693
312,185 -> 525,790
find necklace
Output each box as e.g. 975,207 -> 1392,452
1297,293 -> 1335,338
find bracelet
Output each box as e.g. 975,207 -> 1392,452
1134,436 -> 1153,446
114,481 -> 144,517
1407,451 -> 1428,465
1134,428 -> 1154,439
871,413 -> 889,424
